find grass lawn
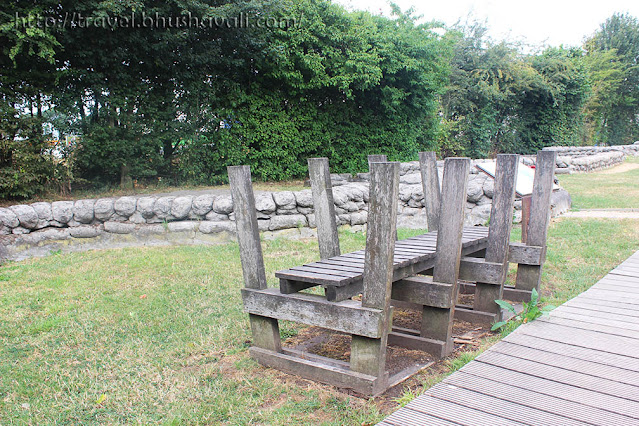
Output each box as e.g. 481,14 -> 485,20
2,163 -> 639,424
559,156 -> 639,209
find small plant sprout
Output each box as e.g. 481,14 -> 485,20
491,288 -> 555,331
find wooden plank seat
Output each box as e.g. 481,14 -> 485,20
276,227 -> 490,302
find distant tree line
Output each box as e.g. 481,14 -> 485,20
1,0 -> 638,199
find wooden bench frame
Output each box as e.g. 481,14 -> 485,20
230,162 -> 403,396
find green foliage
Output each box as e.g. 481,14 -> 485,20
491,289 -> 555,333
583,13 -> 639,145
1,3 -> 639,198
0,104 -> 54,199
440,23 -> 589,157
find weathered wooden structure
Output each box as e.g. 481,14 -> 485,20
229,149 -> 556,395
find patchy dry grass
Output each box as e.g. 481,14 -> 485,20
0,231 -> 382,425
559,156 -> 639,209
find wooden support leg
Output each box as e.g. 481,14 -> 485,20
249,314 -> 281,352
419,158 -> 470,356
420,306 -> 453,346
474,154 -> 519,319
350,334 -> 388,379
418,152 -> 441,232
350,161 -> 398,384
228,165 -> 281,353
308,158 -> 340,259
515,150 -> 556,295
515,264 -> 543,292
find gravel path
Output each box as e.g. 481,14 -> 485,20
562,208 -> 639,219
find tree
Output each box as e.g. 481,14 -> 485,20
584,13 -> 639,145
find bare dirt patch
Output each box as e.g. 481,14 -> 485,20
279,301 -> 495,411
599,162 -> 639,174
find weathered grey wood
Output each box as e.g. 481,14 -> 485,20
477,351 -> 639,402
275,229 -> 489,302
538,315 -> 639,339
367,154 -> 387,169
421,158 -> 469,351
508,242 -> 546,265
458,257 -> 505,285
453,306 -> 498,325
475,154 -> 518,316
406,395 -> 524,426
493,341 -> 639,385
249,347 -> 383,396
462,362 -> 639,420
504,331 -> 639,372
427,381 -> 586,426
391,276 -> 453,308
384,406 -> 462,426
361,162 -> 399,310
249,315 -> 281,352
446,371 -> 635,425
279,278 -> 317,294
387,330 -> 448,358
228,165 -> 281,353
227,165 -> 267,290
418,151 -> 441,232
351,162 -> 399,379
307,158 -> 340,259
432,158 -> 470,284
516,150 -> 556,292
241,288 -> 385,338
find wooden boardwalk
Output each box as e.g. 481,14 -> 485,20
381,250 -> 639,426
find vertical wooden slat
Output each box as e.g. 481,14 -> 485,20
419,151 -> 441,232
474,154 -> 519,317
350,161 -> 399,379
228,165 -> 281,352
307,158 -> 340,259
515,150 -> 557,293
228,165 -> 267,290
368,154 -> 387,170
421,158 -> 469,348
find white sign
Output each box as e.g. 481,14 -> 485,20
476,161 -> 559,197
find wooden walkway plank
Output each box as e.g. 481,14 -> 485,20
565,297 -> 639,313
536,315 -> 639,339
548,309 -> 639,330
514,321 -> 639,359
426,383 -> 585,426
490,341 -> 639,386
554,304 -> 639,321
446,370 -> 637,425
562,299 -> 639,318
475,351 -> 639,401
381,409 -> 460,426
503,331 -> 639,372
405,395 -> 523,426
460,361 -> 639,419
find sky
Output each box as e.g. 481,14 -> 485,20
333,0 -> 639,48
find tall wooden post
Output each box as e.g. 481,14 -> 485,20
228,165 -> 281,352
420,158 -> 469,353
515,151 -> 556,293
474,154 -> 518,318
368,154 -> 387,170
418,151 -> 441,232
350,162 -> 399,384
307,158 -> 340,259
